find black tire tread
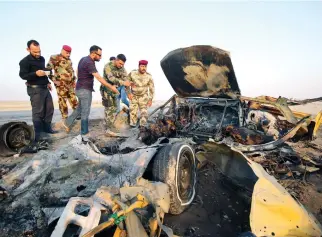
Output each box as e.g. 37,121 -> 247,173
152,143 -> 194,215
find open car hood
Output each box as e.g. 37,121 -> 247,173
160,45 -> 241,99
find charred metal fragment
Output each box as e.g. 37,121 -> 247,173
160,45 -> 241,99
138,118 -> 177,145
223,126 -> 274,145
229,116 -> 311,152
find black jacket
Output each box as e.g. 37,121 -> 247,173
19,54 -> 49,85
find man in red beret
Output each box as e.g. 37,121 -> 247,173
47,45 -> 78,121
128,59 -> 155,127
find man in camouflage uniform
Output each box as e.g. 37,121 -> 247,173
46,45 -> 78,120
128,60 -> 155,127
100,54 -> 131,133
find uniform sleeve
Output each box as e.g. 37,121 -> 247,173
46,56 -> 54,70
69,60 -> 77,82
103,64 -> 124,86
19,59 -> 37,81
148,76 -> 155,100
46,55 -> 55,81
126,71 -> 133,94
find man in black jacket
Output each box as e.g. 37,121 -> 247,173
19,39 -> 57,142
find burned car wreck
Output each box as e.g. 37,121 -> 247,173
0,45 -> 322,237
138,45 -> 322,236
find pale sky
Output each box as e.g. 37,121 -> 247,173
0,0 -> 321,102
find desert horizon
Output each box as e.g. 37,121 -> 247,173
0,100 -> 167,112
1,99 -> 321,115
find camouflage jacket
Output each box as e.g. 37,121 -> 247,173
101,61 -> 129,94
46,54 -> 76,84
128,70 -> 155,100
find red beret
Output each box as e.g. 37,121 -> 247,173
62,45 -> 72,52
139,60 -> 148,65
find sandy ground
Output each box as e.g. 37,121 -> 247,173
0,100 -> 322,236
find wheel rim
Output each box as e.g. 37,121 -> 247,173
178,149 -> 194,201
6,126 -> 32,150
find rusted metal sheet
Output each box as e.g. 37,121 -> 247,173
160,45 -> 241,99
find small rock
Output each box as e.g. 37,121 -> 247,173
223,215 -> 228,219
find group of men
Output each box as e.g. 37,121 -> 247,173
19,39 -> 155,143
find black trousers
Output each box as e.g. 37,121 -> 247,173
27,87 -> 54,140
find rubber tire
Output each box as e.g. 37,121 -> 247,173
0,122 -> 35,157
151,142 -> 196,215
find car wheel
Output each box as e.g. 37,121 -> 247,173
151,142 -> 196,215
0,122 -> 35,157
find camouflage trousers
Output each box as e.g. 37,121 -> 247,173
56,85 -> 78,119
129,94 -> 149,126
101,90 -> 118,128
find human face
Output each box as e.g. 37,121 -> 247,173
61,49 -> 71,59
27,44 -> 41,58
94,49 -> 102,62
114,59 -> 125,69
139,64 -> 147,74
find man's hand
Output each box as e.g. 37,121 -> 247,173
92,72 -> 119,95
47,83 -> 52,91
53,80 -> 61,86
36,70 -> 46,77
123,80 -> 131,87
147,100 -> 152,107
128,93 -> 133,101
111,85 -> 120,95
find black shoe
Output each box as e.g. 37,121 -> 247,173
21,140 -> 49,154
44,122 -> 59,134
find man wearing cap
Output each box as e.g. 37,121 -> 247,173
46,45 -> 78,120
128,60 -> 155,127
101,54 -> 132,135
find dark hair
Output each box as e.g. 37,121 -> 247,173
27,40 -> 39,48
109,56 -> 116,61
89,45 -> 102,53
117,54 -> 126,62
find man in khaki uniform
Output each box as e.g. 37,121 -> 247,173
47,45 -> 78,120
100,54 -> 131,134
128,60 -> 155,127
